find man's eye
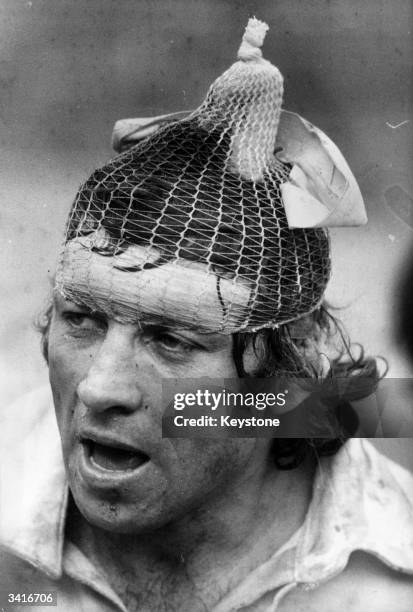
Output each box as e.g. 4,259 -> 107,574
151,330 -> 194,354
62,311 -> 105,332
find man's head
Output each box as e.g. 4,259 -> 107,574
43,18 -> 375,534
47,160 -> 329,534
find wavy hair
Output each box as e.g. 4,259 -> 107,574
231,304 -> 382,468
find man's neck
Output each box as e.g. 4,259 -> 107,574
67,456 -> 315,611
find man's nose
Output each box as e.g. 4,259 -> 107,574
77,325 -> 144,413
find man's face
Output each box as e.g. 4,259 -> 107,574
48,252 -> 268,534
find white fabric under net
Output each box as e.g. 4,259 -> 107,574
56,18 -> 331,333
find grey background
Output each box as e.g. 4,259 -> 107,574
0,0 -> 412,465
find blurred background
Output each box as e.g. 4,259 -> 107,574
0,0 -> 412,465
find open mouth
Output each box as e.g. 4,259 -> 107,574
83,439 -> 150,472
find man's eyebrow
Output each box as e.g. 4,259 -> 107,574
137,314 -> 224,335
51,294 -> 229,343
52,295 -> 101,315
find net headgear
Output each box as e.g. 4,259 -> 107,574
56,18 -> 366,333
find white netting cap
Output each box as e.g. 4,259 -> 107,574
55,18 -> 332,333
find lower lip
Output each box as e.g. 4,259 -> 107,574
77,442 -> 151,488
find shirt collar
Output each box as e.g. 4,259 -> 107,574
295,437 -> 413,584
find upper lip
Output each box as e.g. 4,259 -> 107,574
79,430 -> 149,456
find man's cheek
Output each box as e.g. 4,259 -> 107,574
49,334 -> 90,388
48,343 -> 88,429
49,352 -> 78,403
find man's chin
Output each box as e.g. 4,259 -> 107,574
70,491 -> 176,536
66,451 -> 173,534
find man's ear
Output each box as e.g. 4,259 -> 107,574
239,335 -> 261,376
35,300 -> 53,364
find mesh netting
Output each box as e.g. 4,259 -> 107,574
56,18 -> 331,333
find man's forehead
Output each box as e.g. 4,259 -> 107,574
54,237 -> 251,334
